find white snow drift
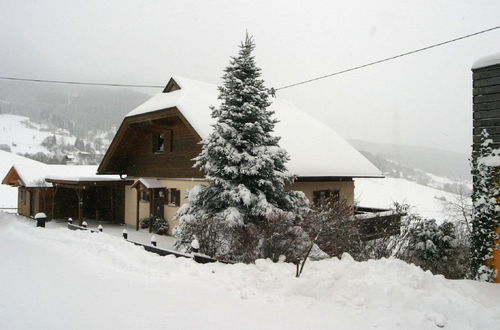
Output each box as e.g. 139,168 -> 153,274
0,212 -> 498,330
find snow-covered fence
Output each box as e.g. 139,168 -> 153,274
63,221 -> 224,264
355,207 -> 402,240
126,239 -> 192,258
124,238 -> 225,264
67,223 -> 99,233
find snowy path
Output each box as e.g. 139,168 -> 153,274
0,212 -> 499,330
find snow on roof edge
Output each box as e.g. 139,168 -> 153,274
472,52 -> 500,69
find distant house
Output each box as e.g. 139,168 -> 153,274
2,76 -> 396,238
2,163 -> 130,222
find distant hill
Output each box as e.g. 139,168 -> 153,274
0,81 -> 151,138
349,139 -> 471,180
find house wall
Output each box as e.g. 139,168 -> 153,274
124,184 -> 151,225
139,201 -> 150,222
472,62 -> 500,151
122,178 -> 356,235
18,188 -> 30,216
124,185 -> 137,226
158,179 -> 205,234
103,111 -> 204,178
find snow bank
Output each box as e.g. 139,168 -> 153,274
0,212 -> 498,330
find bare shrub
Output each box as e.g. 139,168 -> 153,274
301,197 -> 361,258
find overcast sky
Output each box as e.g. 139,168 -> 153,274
1,0 -> 499,155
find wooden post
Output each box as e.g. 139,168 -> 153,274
149,188 -> 154,233
136,188 -> 140,231
76,188 -> 83,226
110,186 -> 114,223
51,186 -> 58,221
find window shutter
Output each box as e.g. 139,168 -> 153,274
175,189 -> 181,206
164,188 -> 169,204
152,133 -> 158,153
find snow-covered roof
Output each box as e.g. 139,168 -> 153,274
44,165 -> 123,183
6,162 -> 123,188
132,178 -> 168,189
472,52 -> 500,70
126,76 -> 382,178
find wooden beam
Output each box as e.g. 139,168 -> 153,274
136,188 -> 140,231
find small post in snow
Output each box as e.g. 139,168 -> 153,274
122,229 -> 128,240
34,212 -> 47,228
68,217 -> 73,225
82,221 -> 87,228
98,224 -> 103,232
191,235 -> 200,254
151,235 -> 157,247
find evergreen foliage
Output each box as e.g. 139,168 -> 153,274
470,130 -> 500,282
176,34 -> 307,260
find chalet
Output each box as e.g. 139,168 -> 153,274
96,76 -> 384,233
3,76 -> 394,237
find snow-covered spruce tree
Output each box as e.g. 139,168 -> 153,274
175,34 -> 307,261
471,129 -> 500,282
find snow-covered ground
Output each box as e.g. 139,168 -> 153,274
48,219 -> 176,249
355,178 -> 463,222
0,114 -> 76,155
1,212 -> 498,330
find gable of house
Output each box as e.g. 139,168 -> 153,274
98,107 -> 204,178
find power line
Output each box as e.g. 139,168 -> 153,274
275,24 -> 500,91
0,24 -> 498,91
0,76 -> 163,88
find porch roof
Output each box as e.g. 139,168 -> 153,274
130,178 -> 168,189
3,163 -> 129,188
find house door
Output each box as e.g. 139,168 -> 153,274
29,190 -> 36,216
151,189 -> 165,218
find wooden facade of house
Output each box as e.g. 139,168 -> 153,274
98,108 -> 203,178
472,55 -> 500,282
472,61 -> 500,151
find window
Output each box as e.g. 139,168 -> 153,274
168,188 -> 181,207
20,188 -> 26,205
152,130 -> 173,153
313,189 -> 339,206
140,190 -> 150,202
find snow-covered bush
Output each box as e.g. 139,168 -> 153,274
359,203 -> 470,279
300,197 -> 360,258
175,213 -> 311,263
140,216 -> 169,235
